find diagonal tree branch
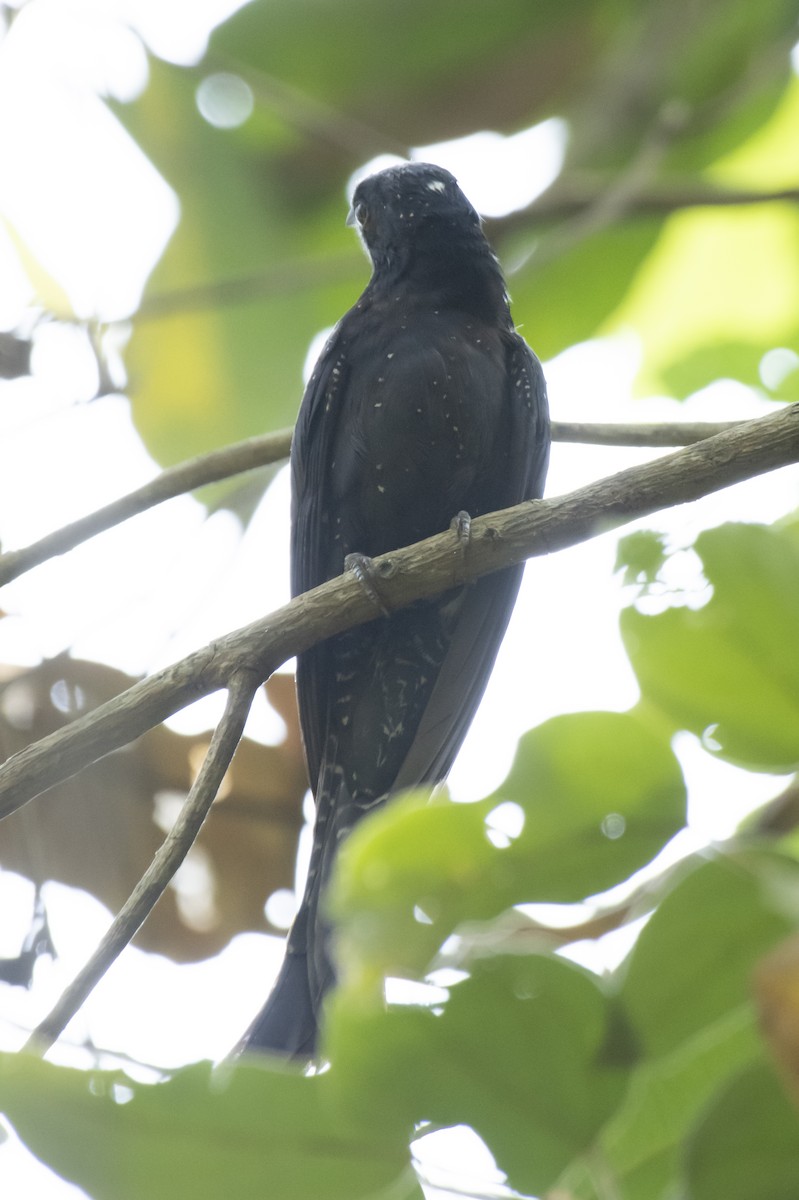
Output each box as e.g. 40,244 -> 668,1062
0,427 -> 294,589
0,418 -> 749,589
1,402 -> 796,822
24,668 -> 260,1057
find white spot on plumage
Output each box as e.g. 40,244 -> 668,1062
427,179 -> 446,193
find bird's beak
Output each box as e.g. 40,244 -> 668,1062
345,206 -> 357,227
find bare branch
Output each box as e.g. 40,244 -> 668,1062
1,403 -> 796,821
0,427 -> 293,588
549,419 -> 744,446
23,669 -> 259,1056
0,417 -> 753,588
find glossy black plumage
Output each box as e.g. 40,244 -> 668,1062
241,162 -> 549,1058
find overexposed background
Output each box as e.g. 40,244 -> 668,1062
0,3 -> 797,1195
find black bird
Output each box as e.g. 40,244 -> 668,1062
241,161 -> 550,1058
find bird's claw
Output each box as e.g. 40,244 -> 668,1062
450,510 -> 472,547
345,553 -> 390,617
449,511 -> 472,584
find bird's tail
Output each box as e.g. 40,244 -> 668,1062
237,749 -> 364,1059
236,902 -> 319,1058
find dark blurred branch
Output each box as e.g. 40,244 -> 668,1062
135,192 -> 799,321
510,101 -> 691,272
0,419 -> 752,589
24,669 -> 259,1057
1,403 -> 797,820
136,254 -> 360,320
207,52 -> 409,160
493,181 -> 799,239
749,776 -> 799,836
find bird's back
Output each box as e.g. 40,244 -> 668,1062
240,162 -> 549,1058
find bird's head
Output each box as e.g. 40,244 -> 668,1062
348,161 -> 480,235
347,161 -> 491,280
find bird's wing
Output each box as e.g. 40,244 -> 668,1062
392,333 -> 549,789
292,316 -> 549,801
289,323 -> 357,794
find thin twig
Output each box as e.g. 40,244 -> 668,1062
23,669 -> 259,1057
1,403 -> 796,821
0,427 -> 293,588
0,419 -> 751,588
136,255 -> 360,320
549,419 -> 744,446
507,102 -> 689,274
490,182 -> 799,239
210,52 -> 409,160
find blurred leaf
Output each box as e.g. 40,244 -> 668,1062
607,72 -> 799,396
487,710 -> 686,900
774,361 -> 799,401
0,1053 -> 420,1200
755,932 -> 799,1109
564,0 -> 795,171
609,203 -> 799,398
0,659 -> 307,961
620,854 -> 797,1059
114,0 -> 799,474
328,954 -> 628,1197
562,1007 -> 762,1200
507,220 -> 662,365
684,1061 -> 799,1200
0,215 -> 75,320
660,339 -> 765,396
330,710 -> 684,979
712,72 -> 799,192
621,523 -> 799,771
211,0 -> 598,162
117,55 -> 363,472
615,530 -> 669,587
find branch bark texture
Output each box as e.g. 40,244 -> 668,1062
24,669 -> 259,1056
0,419 -> 747,588
1,402 -> 796,822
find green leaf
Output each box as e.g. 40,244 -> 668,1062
117,56 -> 364,471
711,71 -> 799,193
562,1007 -> 762,1199
604,69 -> 799,396
488,710 -> 686,900
659,339 -> 766,398
620,854 -> 797,1059
328,954 -> 629,1197
507,220 -> 662,362
684,1061 -> 799,1200
331,711 -> 685,978
0,1053 -> 419,1200
212,0 -> 599,153
609,202 -> 799,398
621,522 -> 799,771
615,530 -> 669,587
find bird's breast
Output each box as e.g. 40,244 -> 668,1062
328,306 -> 513,558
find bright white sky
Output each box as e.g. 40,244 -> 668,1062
0,3 -> 797,1197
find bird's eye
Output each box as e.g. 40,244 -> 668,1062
354,200 -> 369,225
